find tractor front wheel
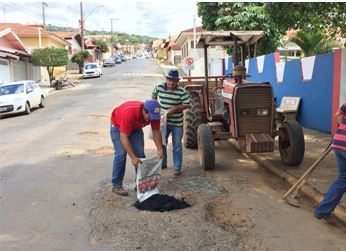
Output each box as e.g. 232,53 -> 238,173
278,120 -> 305,166
183,92 -> 202,148
197,124 -> 215,170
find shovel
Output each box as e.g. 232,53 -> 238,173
282,142 -> 333,207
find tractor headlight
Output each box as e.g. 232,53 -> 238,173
257,108 -> 269,116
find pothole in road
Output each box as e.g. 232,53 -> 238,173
79,131 -> 98,136
174,176 -> 226,196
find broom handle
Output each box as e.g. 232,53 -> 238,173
282,144 -> 333,200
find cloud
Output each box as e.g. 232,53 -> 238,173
0,1 -> 201,38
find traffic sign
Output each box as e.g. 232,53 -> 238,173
184,57 -> 194,70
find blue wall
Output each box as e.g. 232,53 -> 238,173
225,53 -> 334,133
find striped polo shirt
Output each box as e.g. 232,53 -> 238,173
152,82 -> 190,127
332,101 -> 346,151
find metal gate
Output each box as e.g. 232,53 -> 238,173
13,60 -> 27,81
0,59 -> 10,83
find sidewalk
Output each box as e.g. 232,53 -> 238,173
38,70 -> 83,97
249,127 -> 346,222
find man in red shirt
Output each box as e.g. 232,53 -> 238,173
110,100 -> 163,196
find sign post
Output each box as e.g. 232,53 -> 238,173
184,57 -> 194,76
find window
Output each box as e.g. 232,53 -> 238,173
30,82 -> 37,89
26,83 -> 33,92
0,84 -> 24,95
0,60 -> 9,66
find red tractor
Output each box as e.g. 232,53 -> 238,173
181,31 -> 305,170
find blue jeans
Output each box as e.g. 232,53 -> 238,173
163,125 -> 183,171
314,148 -> 346,218
110,125 -> 145,188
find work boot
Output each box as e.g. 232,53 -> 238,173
174,169 -> 181,176
112,187 -> 128,196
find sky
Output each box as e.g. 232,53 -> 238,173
0,0 -> 202,39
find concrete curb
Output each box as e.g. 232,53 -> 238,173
248,153 -> 346,224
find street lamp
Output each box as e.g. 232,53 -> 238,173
85,5 -> 104,21
80,3 -> 104,51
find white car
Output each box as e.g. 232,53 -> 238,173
83,63 -> 102,78
0,80 -> 45,117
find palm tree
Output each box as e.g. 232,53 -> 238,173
290,30 -> 342,57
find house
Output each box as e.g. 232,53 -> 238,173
0,28 -> 40,83
163,36 -> 181,65
55,32 -> 82,55
84,37 -> 103,62
118,44 -> 135,57
277,29 -> 302,60
0,23 -> 71,80
175,26 -> 228,76
0,23 -> 70,52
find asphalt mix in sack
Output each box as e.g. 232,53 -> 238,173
133,194 -> 191,212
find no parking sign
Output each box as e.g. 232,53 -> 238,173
184,57 -> 194,71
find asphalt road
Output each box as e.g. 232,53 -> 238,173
1,59 -> 346,251
0,58 -> 165,250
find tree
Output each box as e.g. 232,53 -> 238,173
71,51 -> 90,73
197,2 -> 346,58
265,3 -> 346,36
290,30 -> 342,57
93,40 -> 109,53
197,2 -> 282,58
31,47 -> 68,86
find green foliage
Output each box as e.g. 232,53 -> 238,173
71,51 -> 90,64
197,2 -> 281,57
47,24 -> 158,45
46,24 -> 78,32
197,2 -> 220,30
265,3 -> 346,36
32,47 -> 68,67
290,31 -> 342,57
31,47 -> 68,85
93,40 -> 109,53
197,2 -> 346,58
71,51 -> 90,73
87,31 -> 157,44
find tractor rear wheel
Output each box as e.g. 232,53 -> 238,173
278,120 -> 305,166
197,124 -> 215,170
183,92 -> 202,148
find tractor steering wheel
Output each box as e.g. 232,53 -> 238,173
221,73 -> 233,82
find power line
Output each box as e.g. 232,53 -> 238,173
1,3 -> 40,20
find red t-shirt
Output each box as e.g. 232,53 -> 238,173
110,101 -> 160,135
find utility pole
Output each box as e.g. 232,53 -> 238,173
80,2 -> 84,51
110,18 -> 118,56
42,2 -> 48,30
3,6 -> 5,22
193,15 -> 196,57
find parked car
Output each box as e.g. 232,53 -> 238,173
103,58 -> 115,67
0,80 -> 45,117
83,63 -> 102,78
113,56 -> 122,64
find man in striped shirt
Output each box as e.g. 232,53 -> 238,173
314,101 -> 346,220
152,69 -> 190,176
